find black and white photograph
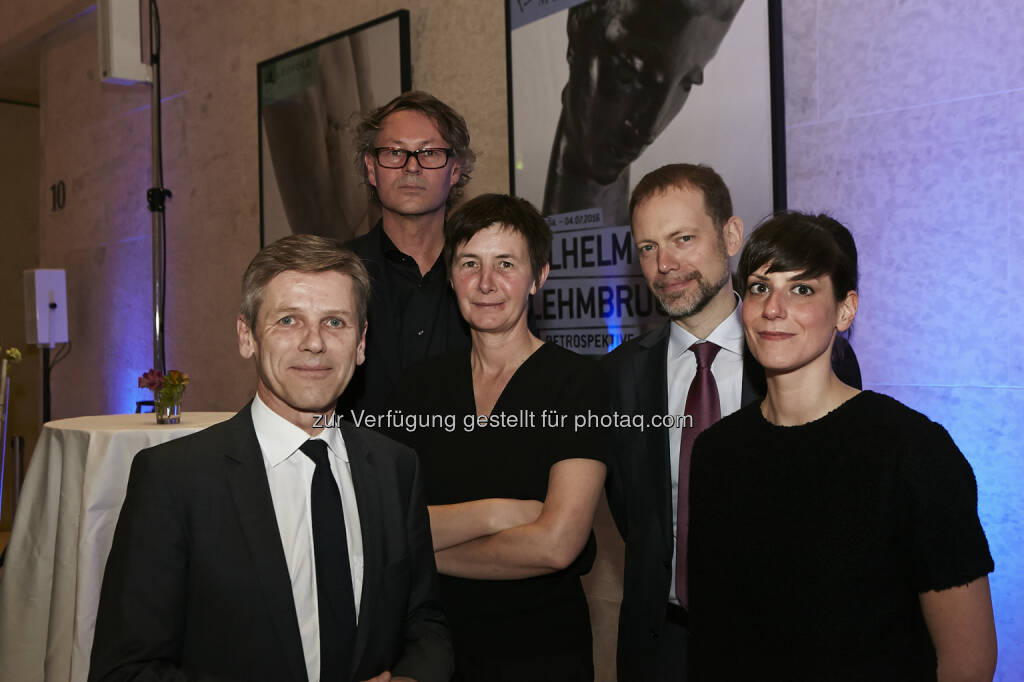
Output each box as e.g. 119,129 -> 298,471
508,0 -> 780,353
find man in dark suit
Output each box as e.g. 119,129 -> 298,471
603,164 -> 760,681
89,235 -> 452,682
340,91 -> 474,413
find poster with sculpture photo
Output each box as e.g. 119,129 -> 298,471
259,11 -> 410,246
508,0 -> 781,354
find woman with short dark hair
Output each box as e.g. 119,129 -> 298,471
687,211 -> 996,681
387,194 -> 607,682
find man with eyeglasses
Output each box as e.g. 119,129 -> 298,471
341,91 -> 476,413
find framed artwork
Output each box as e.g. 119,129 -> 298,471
259,10 -> 411,246
507,0 -> 785,354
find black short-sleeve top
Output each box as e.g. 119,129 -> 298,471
386,343 -> 608,656
688,390 -> 994,681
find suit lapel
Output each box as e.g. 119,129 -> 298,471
634,324 -> 674,555
339,422 -> 381,678
223,409 -> 308,682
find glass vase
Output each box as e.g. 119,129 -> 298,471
155,399 -> 181,424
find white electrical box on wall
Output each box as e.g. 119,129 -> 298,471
24,269 -> 70,347
98,0 -> 152,84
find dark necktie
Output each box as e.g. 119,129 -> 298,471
675,341 -> 721,608
299,439 -> 357,682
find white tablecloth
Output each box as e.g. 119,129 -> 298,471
0,412 -> 234,682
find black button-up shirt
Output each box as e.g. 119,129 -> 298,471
339,223 -> 470,414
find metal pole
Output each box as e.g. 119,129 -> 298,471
147,0 -> 167,373
42,347 -> 50,422
150,61 -> 165,374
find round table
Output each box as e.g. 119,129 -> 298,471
0,412 -> 234,682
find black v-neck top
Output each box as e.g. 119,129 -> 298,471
387,343 -> 608,656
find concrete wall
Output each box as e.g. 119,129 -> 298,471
0,0 -> 90,59
784,2 -> 1024,678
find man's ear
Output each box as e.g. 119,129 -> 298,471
356,322 -> 367,367
364,153 -> 377,188
449,157 -> 462,187
723,216 -> 744,258
836,290 -> 858,332
238,314 -> 256,359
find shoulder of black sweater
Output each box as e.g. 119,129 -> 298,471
345,222 -> 384,260
839,390 -> 948,436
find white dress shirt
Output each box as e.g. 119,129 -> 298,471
666,298 -> 745,604
251,394 -> 364,682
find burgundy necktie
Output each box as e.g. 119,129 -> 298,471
676,341 -> 721,608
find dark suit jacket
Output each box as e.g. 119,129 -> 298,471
89,407 -> 452,682
602,322 -> 763,682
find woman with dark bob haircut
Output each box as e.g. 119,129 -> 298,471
386,194 -> 607,681
686,211 -> 997,680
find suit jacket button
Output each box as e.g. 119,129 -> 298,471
650,628 -> 658,639
662,560 -> 671,569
